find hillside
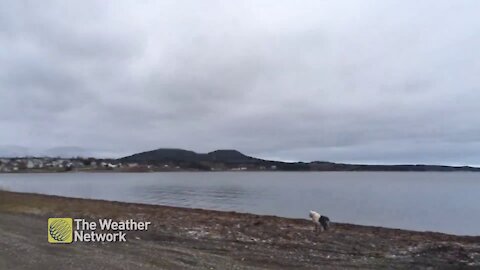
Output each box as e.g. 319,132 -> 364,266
118,148 -> 480,172
119,149 -> 256,164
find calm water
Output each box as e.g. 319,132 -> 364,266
0,172 -> 479,235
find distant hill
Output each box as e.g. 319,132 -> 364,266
119,148 -> 258,164
120,148 -> 200,163
118,148 -> 480,172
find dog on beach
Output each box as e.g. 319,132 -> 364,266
309,210 -> 330,232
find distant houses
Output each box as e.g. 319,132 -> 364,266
0,156 -> 283,173
0,157 -> 176,173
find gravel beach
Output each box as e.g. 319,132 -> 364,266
1,190 -> 479,269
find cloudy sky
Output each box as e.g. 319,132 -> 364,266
1,1 -> 479,165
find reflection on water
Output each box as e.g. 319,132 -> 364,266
0,172 -> 479,235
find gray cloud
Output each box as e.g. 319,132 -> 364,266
0,0 -> 479,165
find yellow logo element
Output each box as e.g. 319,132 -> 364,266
48,218 -> 73,244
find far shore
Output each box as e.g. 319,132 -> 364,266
2,168 -> 480,174
1,190 -> 479,269
2,152 -> 480,173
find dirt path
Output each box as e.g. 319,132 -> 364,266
1,191 -> 479,269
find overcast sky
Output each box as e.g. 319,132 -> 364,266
1,1 -> 479,165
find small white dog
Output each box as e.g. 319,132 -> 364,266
309,210 -> 330,232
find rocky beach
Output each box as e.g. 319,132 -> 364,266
1,190 -> 479,269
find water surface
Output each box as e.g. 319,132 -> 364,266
0,172 -> 478,235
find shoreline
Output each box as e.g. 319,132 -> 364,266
0,189 -> 478,237
1,190 -> 480,269
2,169 -> 480,174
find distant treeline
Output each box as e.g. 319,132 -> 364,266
118,148 -> 480,172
